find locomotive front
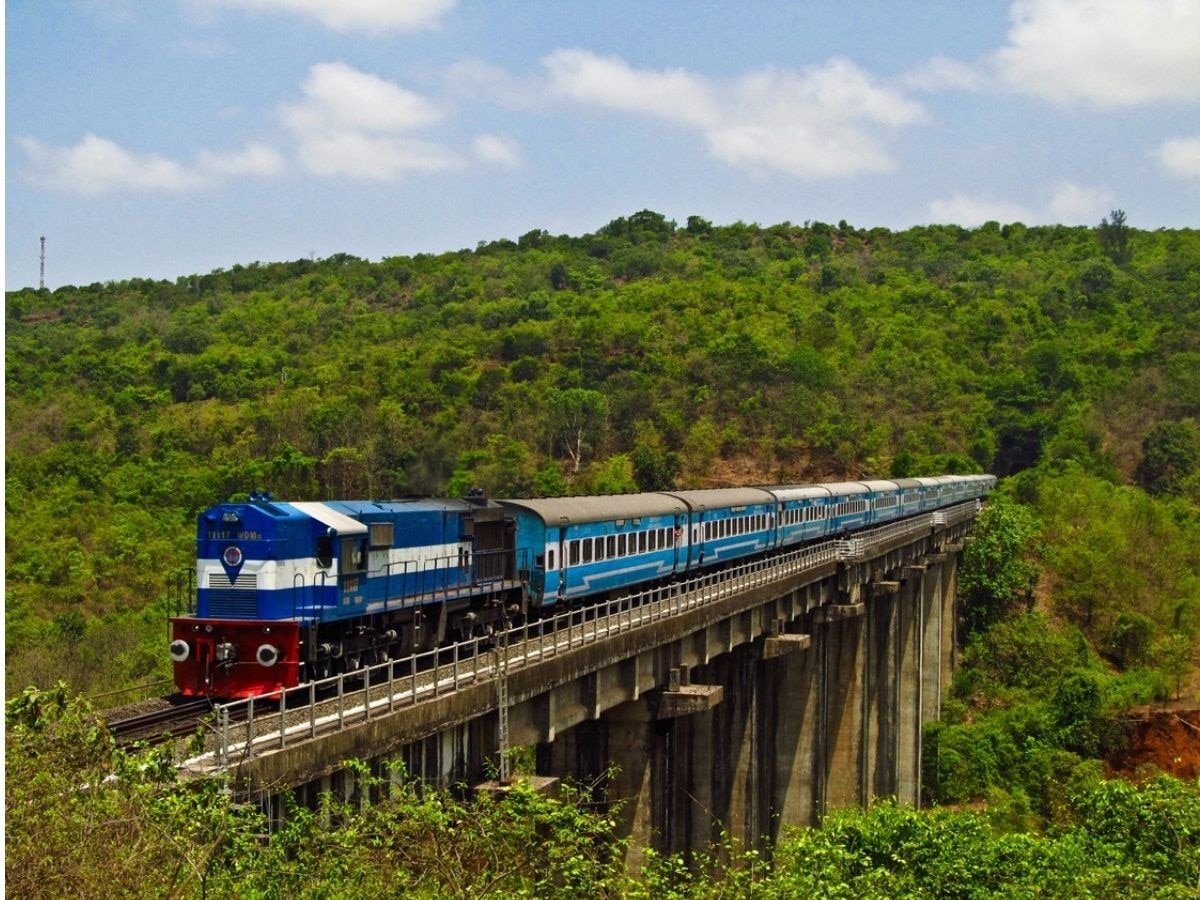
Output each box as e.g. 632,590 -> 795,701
169,495 -> 329,697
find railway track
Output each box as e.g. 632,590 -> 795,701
105,696 -> 231,748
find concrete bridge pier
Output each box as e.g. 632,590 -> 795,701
760,603 -> 822,836
896,563 -> 927,806
817,585 -> 868,814
866,577 -> 901,801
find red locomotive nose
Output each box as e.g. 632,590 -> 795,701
170,618 -> 301,698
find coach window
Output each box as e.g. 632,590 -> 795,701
618,534 -> 627,556
583,539 -> 593,563
639,531 -> 647,553
607,535 -> 616,557
570,540 -> 580,566
548,548 -> 556,570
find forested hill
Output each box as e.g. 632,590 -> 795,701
6,211 -> 1200,692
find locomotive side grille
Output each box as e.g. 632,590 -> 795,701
206,573 -> 259,618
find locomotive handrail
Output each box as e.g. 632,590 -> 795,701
170,568 -> 198,617
190,502 -> 981,771
290,570 -> 330,622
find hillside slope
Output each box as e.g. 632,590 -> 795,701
6,212 -> 1199,694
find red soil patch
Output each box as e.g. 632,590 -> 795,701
1108,709 -> 1200,779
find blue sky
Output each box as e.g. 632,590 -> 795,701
6,0 -> 1200,289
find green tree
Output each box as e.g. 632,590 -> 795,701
548,388 -> 608,476
1137,419 -> 1199,495
1098,208 -> 1132,265
959,493 -> 1040,637
1151,632 -> 1194,700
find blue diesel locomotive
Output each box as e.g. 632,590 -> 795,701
169,474 -> 994,697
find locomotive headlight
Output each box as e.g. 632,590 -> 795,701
256,644 -> 280,667
169,640 -> 191,663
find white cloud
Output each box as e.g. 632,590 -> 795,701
542,49 -> 924,179
927,192 -> 1035,227
1157,136 -> 1200,179
1046,181 -> 1114,221
297,133 -> 460,179
472,134 -> 522,167
994,0 -> 1200,106
203,0 -> 455,33
927,180 -> 1115,226
196,142 -> 286,177
282,62 -> 442,134
544,49 -> 718,127
15,133 -> 283,195
281,62 -> 460,179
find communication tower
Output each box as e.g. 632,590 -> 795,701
39,236 -> 46,290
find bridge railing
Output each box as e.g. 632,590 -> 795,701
198,502 -> 977,770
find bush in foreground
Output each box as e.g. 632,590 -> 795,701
8,686 -> 1200,898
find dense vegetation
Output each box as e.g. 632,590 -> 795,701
7,686 -> 1199,897
6,211 -> 1199,893
6,211 -> 1199,698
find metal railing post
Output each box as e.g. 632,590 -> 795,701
219,705 -> 229,769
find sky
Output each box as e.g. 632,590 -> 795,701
5,0 -> 1200,289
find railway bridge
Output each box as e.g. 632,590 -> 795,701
181,502 -> 979,860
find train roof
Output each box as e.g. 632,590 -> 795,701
820,481 -> 872,495
324,498 -> 481,515
659,487 -> 777,510
857,479 -> 901,491
499,493 -> 687,525
766,484 -> 832,501
288,501 -> 370,535
205,497 -> 498,537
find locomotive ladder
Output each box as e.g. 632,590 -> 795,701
497,631 -> 511,783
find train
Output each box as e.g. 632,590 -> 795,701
169,474 -> 995,698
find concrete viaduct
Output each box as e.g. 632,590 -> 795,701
184,502 -> 978,860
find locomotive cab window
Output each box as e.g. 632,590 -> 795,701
316,535 -> 334,568
342,537 -> 367,573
